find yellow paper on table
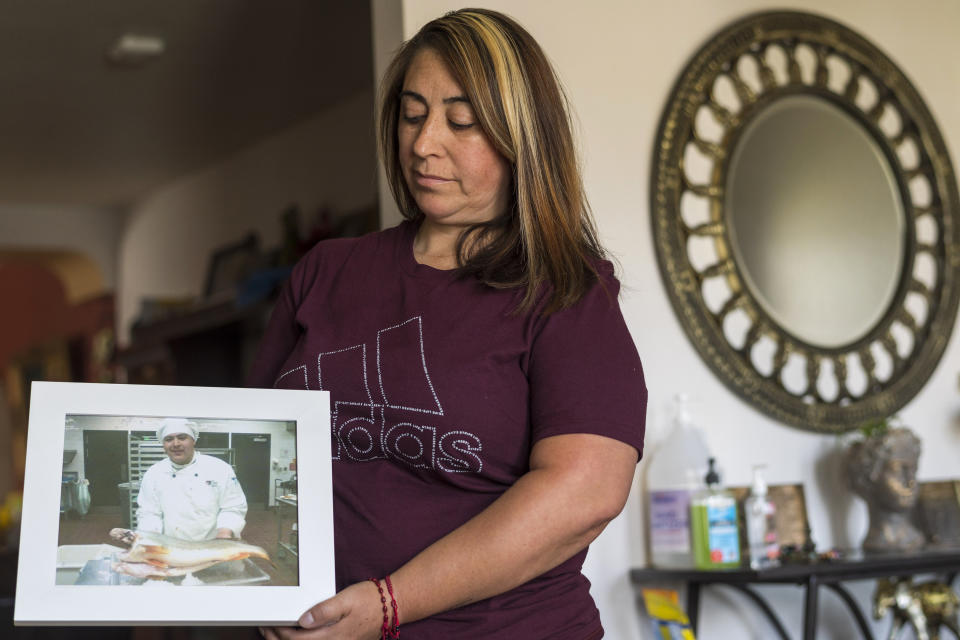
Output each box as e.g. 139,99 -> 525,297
641,588 -> 696,640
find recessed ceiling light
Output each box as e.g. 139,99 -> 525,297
105,34 -> 165,67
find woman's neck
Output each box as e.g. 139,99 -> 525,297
412,220 -> 463,270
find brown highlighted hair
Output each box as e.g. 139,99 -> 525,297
378,8 -> 606,313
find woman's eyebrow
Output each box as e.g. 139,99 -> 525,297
399,90 -> 426,104
400,89 -> 470,105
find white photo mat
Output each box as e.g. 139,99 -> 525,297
15,382 -> 334,626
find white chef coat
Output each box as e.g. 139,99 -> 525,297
136,452 -> 247,541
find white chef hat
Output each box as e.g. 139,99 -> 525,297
157,418 -> 198,442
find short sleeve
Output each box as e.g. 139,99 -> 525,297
527,266 -> 647,459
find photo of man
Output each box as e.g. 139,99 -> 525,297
55,414 -> 298,587
137,418 -> 247,541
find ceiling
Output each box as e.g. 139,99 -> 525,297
0,0 -> 373,208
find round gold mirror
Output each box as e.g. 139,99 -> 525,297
651,11 -> 960,432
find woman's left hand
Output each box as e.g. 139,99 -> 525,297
259,580 -> 385,640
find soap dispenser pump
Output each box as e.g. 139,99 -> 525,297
691,457 -> 741,569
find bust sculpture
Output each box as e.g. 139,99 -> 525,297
846,426 -> 925,552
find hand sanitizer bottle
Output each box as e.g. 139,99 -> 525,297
691,457 -> 741,569
745,465 -> 779,569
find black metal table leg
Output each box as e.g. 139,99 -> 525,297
803,574 -> 819,640
723,584 -> 792,640
687,581 -> 701,634
825,583 -> 873,640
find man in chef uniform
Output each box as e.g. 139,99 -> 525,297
136,418 -> 247,541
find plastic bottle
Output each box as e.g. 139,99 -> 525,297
745,465 -> 779,570
646,395 -> 711,568
691,457 -> 741,569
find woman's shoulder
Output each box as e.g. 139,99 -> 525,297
536,256 -> 620,314
298,221 -> 409,266
277,221 -> 415,305
302,223 -> 392,256
286,222 -> 409,292
590,256 -> 617,282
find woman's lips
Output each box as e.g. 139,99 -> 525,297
414,171 -> 452,187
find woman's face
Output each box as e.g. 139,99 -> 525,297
398,48 -> 511,229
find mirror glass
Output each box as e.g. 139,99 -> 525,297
650,11 -> 960,431
726,95 -> 905,348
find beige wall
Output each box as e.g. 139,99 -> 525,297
398,2 -> 960,638
117,88 -> 378,342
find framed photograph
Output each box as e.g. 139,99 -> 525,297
15,381 -> 333,626
915,480 -> 960,549
730,483 -> 810,558
203,232 -> 261,300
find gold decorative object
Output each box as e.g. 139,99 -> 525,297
650,11 -> 960,432
874,578 -> 960,640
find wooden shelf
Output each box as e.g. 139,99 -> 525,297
116,297 -> 275,387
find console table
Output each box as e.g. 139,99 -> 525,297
630,550 -> 960,640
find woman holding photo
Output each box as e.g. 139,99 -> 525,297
251,8 -> 646,639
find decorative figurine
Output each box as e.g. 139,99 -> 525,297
845,423 -> 925,552
874,578 -> 960,640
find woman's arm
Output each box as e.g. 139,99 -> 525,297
264,432 -> 637,639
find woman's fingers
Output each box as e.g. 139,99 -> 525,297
258,581 -> 384,640
298,596 -> 344,629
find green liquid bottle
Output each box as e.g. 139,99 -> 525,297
691,457 -> 741,569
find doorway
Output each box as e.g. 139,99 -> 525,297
233,433 -> 270,508
82,430 -> 127,510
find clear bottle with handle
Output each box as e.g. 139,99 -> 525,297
646,395 -> 711,568
745,465 -> 779,569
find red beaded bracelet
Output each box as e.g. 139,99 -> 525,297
369,576 -> 399,639
385,575 -> 400,638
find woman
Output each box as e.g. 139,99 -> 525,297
253,8 -> 646,639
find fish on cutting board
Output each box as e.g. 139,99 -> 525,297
108,528 -> 272,580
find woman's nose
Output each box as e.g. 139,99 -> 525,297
413,115 -> 444,157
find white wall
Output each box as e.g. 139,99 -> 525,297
0,204 -> 125,290
398,2 -> 960,638
117,88 -> 379,343
371,0 -> 405,229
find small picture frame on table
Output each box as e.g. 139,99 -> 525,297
730,483 -> 810,559
15,381 -> 333,626
915,480 -> 960,549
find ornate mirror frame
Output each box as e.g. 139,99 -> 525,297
651,11 -> 960,432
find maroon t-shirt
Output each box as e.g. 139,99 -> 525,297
247,220 -> 646,639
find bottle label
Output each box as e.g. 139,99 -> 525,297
706,503 -> 740,563
649,490 -> 692,553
